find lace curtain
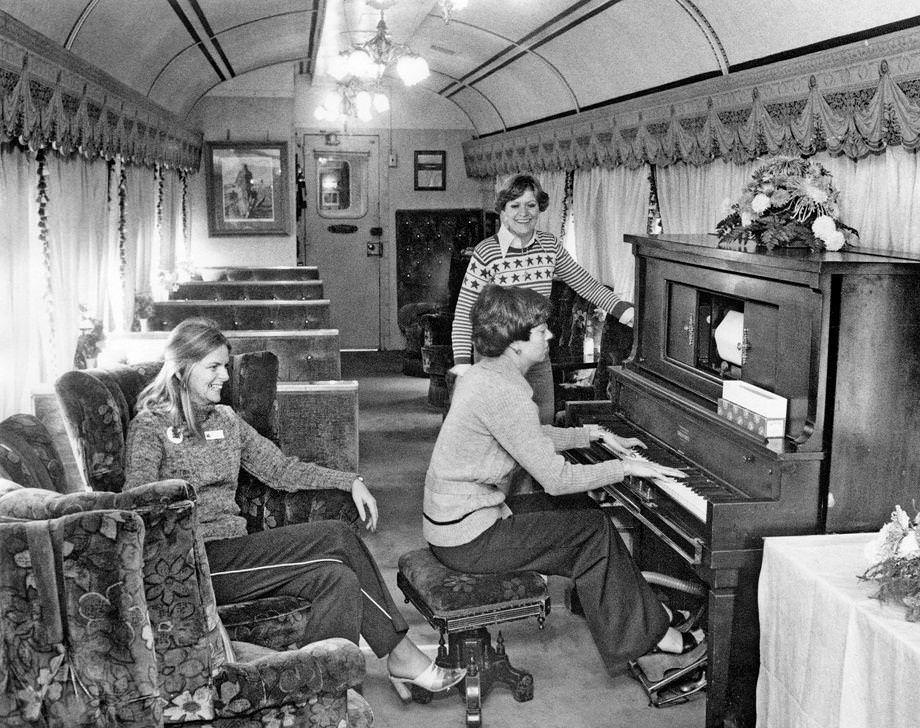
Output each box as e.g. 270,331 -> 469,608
570,165 -> 651,301
0,144 -> 38,417
535,171 -> 567,240
655,147 -> 920,253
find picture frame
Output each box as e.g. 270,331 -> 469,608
414,150 -> 446,191
205,141 -> 289,235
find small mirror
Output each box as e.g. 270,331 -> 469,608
315,152 -> 368,219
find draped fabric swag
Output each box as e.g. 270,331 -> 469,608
463,61 -> 920,179
0,144 -> 187,419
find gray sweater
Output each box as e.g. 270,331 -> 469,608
125,404 -> 355,540
423,353 -> 626,547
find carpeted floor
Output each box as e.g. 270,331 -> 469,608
342,350 -> 706,728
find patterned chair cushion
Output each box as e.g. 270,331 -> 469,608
397,548 -> 548,619
0,508 -> 161,727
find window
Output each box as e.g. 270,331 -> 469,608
315,152 -> 368,218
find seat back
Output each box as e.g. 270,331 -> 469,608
54,352 -> 280,494
0,482 -> 161,727
0,480 -> 231,722
0,414 -> 67,492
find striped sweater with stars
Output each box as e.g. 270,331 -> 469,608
451,230 -> 634,365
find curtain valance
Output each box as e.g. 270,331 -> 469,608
0,57 -> 201,171
463,30 -> 920,179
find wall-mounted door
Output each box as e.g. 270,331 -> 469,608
298,133 -> 381,349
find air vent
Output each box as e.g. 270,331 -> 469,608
429,44 -> 456,55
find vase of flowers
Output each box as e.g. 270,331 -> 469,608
860,505 -> 920,621
715,156 -> 859,252
134,292 -> 155,332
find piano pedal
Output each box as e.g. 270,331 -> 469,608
628,653 -> 707,708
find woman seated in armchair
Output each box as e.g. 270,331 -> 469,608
124,316 -> 465,700
425,285 -> 705,677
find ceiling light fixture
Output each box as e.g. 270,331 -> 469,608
330,8 -> 429,87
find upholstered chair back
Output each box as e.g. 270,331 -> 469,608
0,480 -> 160,727
0,480 -> 371,727
0,414 -> 67,492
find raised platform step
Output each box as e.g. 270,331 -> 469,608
100,330 -> 341,382
148,300 -> 331,331
197,266 -> 319,281
171,281 -> 324,301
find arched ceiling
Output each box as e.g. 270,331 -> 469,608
4,0 -> 920,135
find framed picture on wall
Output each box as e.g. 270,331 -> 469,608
414,150 -> 446,191
205,141 -> 289,235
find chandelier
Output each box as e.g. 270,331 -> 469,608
314,78 -> 390,124
329,8 -> 429,88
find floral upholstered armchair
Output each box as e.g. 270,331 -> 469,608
53,352 -> 358,650
0,479 -> 373,728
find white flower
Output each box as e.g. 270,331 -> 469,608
811,215 -> 837,241
823,230 -> 846,251
751,193 -> 771,214
740,211 -> 753,227
897,531 -> 920,558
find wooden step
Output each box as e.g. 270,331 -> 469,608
148,300 -> 331,331
197,266 -> 319,281
171,281 -> 324,301
100,330 -> 341,382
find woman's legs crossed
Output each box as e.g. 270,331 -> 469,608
431,506 -> 668,673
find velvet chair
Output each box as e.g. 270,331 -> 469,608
52,352 -> 357,650
0,479 -> 373,728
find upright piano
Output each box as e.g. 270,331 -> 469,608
564,234 -> 920,728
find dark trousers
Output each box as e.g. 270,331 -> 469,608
430,493 -> 669,674
205,520 -> 408,658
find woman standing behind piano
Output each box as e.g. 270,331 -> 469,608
426,284 -> 704,675
450,173 -> 635,424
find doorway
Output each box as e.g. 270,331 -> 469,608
298,132 -> 382,349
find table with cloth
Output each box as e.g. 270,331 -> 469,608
757,532 -> 920,728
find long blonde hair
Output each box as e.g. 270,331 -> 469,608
136,317 -> 229,438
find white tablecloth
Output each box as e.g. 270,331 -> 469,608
757,533 -> 920,728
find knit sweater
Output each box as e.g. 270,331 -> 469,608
423,353 -> 626,547
451,230 -> 634,365
124,404 -> 356,541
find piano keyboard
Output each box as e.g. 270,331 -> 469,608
594,438 -> 709,522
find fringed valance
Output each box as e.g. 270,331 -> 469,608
0,25 -> 201,171
463,29 -> 920,178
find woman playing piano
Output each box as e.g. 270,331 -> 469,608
425,284 -> 704,674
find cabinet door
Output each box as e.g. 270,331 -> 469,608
666,283 -> 698,367
741,301 -> 778,391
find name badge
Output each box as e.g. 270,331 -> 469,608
204,429 -> 225,440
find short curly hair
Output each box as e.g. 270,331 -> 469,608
494,174 -> 550,215
471,285 -> 552,357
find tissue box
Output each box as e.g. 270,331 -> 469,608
721,380 -> 788,419
718,398 -> 785,438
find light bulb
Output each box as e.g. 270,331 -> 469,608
397,54 -> 429,86
373,93 -> 390,113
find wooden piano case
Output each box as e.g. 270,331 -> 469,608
567,234 -> 920,727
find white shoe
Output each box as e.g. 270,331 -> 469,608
388,661 -> 467,702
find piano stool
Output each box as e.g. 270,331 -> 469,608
396,548 -> 551,727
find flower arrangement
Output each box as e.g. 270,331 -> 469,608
715,156 -> 859,251
134,292 -> 156,320
860,505 -> 920,621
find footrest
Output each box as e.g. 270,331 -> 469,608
397,549 -> 549,632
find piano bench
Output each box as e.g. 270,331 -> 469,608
396,548 -> 550,727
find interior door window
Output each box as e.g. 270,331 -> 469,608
315,152 -> 368,219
